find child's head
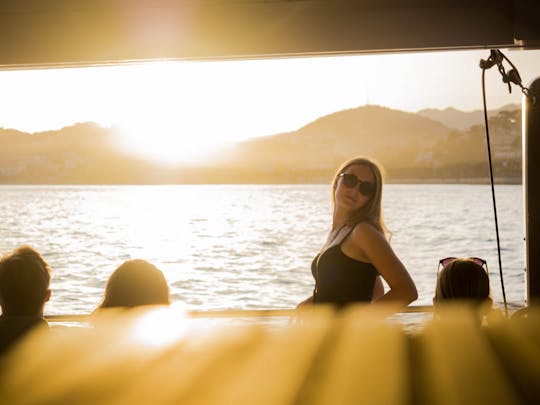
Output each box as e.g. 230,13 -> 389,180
434,258 -> 491,307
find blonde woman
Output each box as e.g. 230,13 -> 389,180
298,157 -> 417,308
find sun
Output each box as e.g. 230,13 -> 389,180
109,60 -> 235,165
116,119 -> 226,165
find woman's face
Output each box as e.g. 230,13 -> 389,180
334,164 -> 375,213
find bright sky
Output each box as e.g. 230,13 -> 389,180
1,49 -> 539,163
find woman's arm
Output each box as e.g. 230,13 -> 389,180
372,276 -> 384,302
349,223 -> 417,306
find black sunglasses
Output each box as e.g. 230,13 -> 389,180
338,173 -> 375,197
437,257 -> 488,274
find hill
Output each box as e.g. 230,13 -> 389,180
417,104 -> 520,131
0,123 -> 178,184
0,105 -> 522,184
212,106 -> 448,181
217,105 -> 521,183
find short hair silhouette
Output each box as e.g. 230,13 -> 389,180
98,259 -> 170,309
434,258 -> 491,304
0,246 -> 51,316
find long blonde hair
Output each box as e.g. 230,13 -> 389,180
332,156 -> 390,238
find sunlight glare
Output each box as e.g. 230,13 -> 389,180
112,60 -> 236,165
130,306 -> 188,347
117,121 -> 226,165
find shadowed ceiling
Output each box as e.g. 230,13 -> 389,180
1,0 -> 539,68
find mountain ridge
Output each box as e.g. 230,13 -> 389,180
0,105 -> 522,184
417,103 -> 520,130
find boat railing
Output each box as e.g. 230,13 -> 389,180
44,305 -> 434,323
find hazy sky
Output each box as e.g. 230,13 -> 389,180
1,48 -> 539,162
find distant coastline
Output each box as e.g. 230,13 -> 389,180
0,105 -> 522,186
0,177 -> 523,186
387,177 -> 522,185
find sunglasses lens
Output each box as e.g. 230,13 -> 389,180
438,257 -> 488,275
440,257 -> 456,267
358,182 -> 375,197
341,173 -> 357,188
340,173 -> 375,197
471,258 -> 485,267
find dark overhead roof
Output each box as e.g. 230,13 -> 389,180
1,0 -> 539,68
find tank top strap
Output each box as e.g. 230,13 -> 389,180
337,224 -> 356,246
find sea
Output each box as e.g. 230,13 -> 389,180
0,184 -> 526,316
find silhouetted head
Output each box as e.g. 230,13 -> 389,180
0,246 -> 51,316
332,156 -> 388,235
434,258 -> 491,306
99,260 -> 170,309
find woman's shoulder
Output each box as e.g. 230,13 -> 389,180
351,221 -> 382,235
349,221 -> 385,244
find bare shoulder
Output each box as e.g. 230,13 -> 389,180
342,221 -> 394,263
348,222 -> 387,249
351,221 -> 384,240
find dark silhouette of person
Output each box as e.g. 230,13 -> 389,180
0,246 -> 51,355
434,257 -> 492,308
96,259 -> 170,310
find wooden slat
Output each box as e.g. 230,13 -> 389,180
177,308 -> 334,405
299,306 -> 411,405
484,308 -> 540,404
108,322 -> 276,404
413,305 -> 521,405
2,305 -> 539,404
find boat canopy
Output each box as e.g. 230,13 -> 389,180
0,0 -> 539,68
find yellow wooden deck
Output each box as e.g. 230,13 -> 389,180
0,305 -> 538,404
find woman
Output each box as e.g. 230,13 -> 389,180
96,259 -> 170,310
298,157 -> 417,308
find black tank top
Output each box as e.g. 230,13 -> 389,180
312,227 -> 379,306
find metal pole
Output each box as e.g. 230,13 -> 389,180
524,77 -> 540,305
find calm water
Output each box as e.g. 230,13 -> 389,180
0,184 -> 525,315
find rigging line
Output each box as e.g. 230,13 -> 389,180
480,60 -> 509,318
498,51 -> 538,106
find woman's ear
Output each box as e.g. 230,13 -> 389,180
45,289 -> 51,302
